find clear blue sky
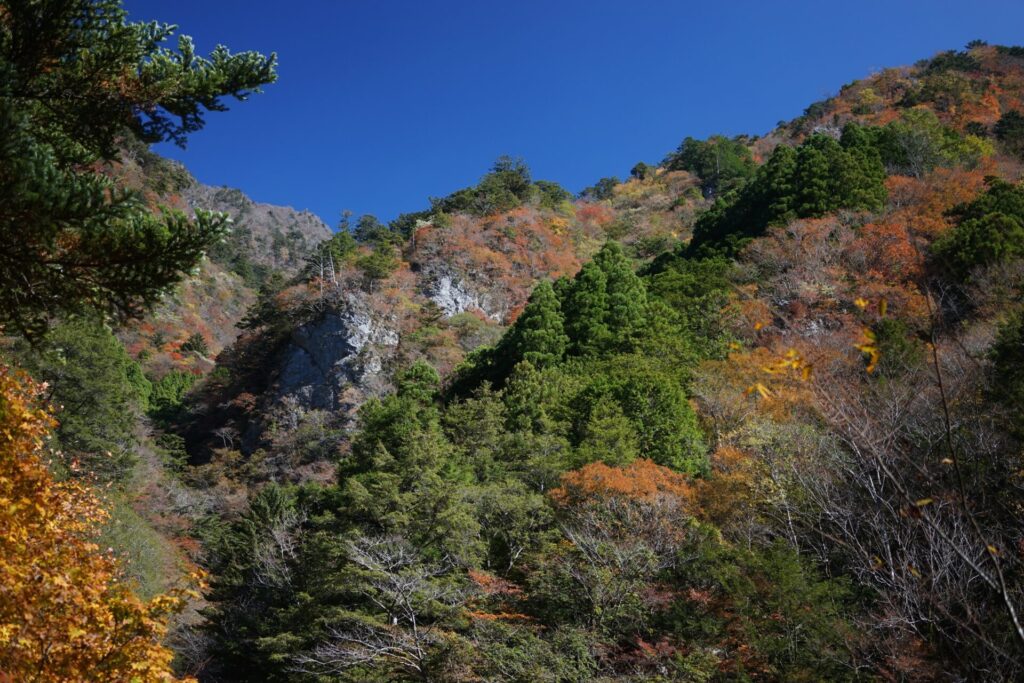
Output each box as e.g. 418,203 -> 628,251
124,0 -> 1024,228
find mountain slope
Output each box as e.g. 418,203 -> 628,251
173,42 -> 1024,681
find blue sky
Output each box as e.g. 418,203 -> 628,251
125,0 -> 1024,228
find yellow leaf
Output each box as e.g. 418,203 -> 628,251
915,498 -> 933,507
866,351 -> 879,373
878,298 -> 888,317
854,297 -> 869,310
746,383 -> 773,399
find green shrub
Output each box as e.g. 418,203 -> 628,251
932,179 -> 1024,277
148,370 -> 198,425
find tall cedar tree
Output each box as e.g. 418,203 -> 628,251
509,281 -> 569,369
562,262 -> 611,355
593,241 -> 647,345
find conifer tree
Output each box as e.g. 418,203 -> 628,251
594,241 -> 647,346
0,0 -> 277,339
509,281 -> 568,369
562,262 -> 610,355
795,140 -> 834,217
762,144 -> 799,223
839,142 -> 888,212
575,394 -> 640,467
996,110 -> 1024,159
10,318 -> 149,483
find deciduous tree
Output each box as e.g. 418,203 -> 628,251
0,367 -> 190,681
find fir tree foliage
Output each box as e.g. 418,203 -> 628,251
592,241 -> 648,346
932,178 -> 1024,278
995,109 -> 1024,159
508,281 -> 569,369
0,0 -> 276,339
562,262 -> 611,355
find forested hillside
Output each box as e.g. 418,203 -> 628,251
4,2 -> 1024,681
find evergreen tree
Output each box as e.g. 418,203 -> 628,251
509,281 -> 568,369
574,395 -> 639,467
794,139 -> 834,217
665,135 -> 756,197
353,214 -> 391,244
202,484 -> 303,681
356,243 -> 399,287
535,179 -> 573,209
580,176 -> 619,201
147,370 -> 198,425
0,0 -> 276,339
690,130 -> 887,253
9,318 -> 148,483
593,241 -> 647,346
990,309 -> 1024,430
839,131 -> 888,212
562,262 -> 610,355
995,110 -> 1024,159
761,143 -> 799,224
180,332 -> 209,356
932,179 -> 1024,277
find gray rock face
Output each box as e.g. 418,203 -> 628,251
274,297 -> 399,412
422,267 -> 504,321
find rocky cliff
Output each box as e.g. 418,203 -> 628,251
184,183 -> 331,276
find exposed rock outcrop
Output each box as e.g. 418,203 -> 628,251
184,183 -> 331,276
274,296 -> 399,412
420,266 -> 505,321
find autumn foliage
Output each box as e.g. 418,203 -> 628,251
550,458 -> 695,509
0,367 -> 188,682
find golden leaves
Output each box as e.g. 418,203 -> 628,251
855,327 -> 880,373
853,295 -> 889,375
746,348 -> 812,399
0,366 -> 192,682
745,382 -> 773,399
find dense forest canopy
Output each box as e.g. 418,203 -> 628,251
4,2 -> 1024,681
